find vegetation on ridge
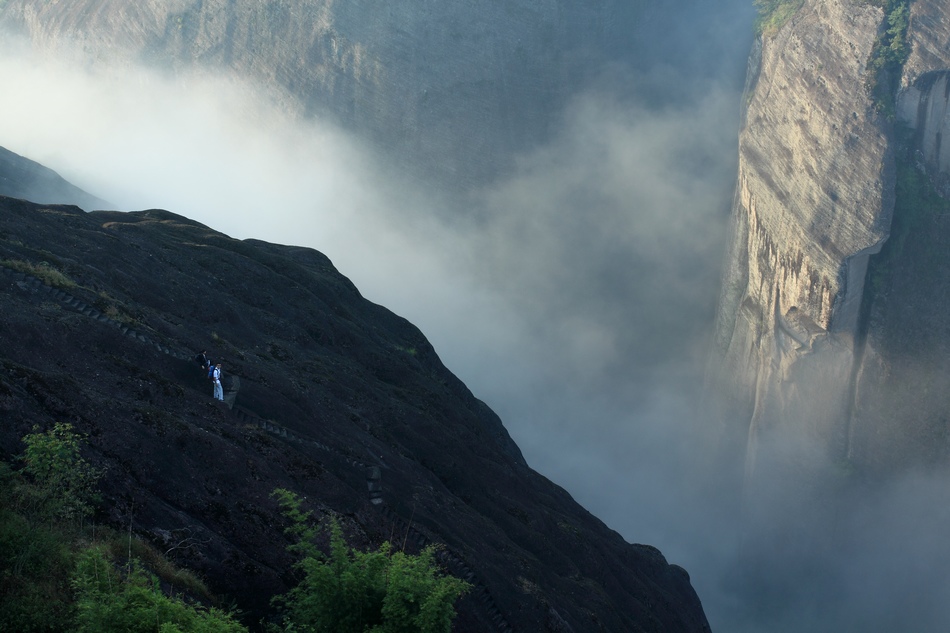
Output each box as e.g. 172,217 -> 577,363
753,0 -> 805,36
0,423 -> 246,632
270,489 -> 470,633
866,0 -> 912,117
753,0 -> 912,115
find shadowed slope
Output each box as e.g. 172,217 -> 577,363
0,196 -> 709,632
0,145 -> 109,210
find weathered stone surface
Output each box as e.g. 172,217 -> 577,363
896,0 -> 950,189
713,0 -> 889,481
716,0 -> 950,507
901,0 -> 950,87
0,0 -> 645,187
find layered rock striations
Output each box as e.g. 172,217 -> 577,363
713,0 -> 890,493
0,0 -> 645,187
900,0 -> 950,86
714,0 -> 950,537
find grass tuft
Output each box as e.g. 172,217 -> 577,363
1,258 -> 76,289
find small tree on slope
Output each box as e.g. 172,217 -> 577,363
271,488 -> 469,633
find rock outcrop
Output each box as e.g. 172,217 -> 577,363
847,0 -> 950,474
712,0 -> 950,537
0,187 -> 711,632
712,0 -> 891,493
897,0 -> 950,192
0,145 -> 108,210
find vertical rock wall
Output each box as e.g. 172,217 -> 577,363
848,0 -> 950,474
713,0 -> 889,494
898,68 -> 950,193
715,0 -> 950,545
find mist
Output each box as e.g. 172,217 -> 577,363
3,2 -> 949,631
0,35 -> 743,611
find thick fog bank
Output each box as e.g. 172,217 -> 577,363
0,36 -> 750,615
720,445 -> 950,633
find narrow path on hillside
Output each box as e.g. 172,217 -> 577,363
0,263 -> 517,633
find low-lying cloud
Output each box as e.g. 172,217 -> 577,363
0,36 -> 741,608
0,28 -> 745,620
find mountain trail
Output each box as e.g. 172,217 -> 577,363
0,260 -> 515,632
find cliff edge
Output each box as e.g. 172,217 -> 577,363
711,0 -> 950,562
0,190 -> 710,632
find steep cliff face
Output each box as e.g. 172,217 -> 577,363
900,0 -> 950,86
847,0 -> 950,473
715,0 -> 950,527
0,0 -> 645,187
713,0 -> 890,490
896,0 -> 950,191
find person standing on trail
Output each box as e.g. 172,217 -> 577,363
212,363 -> 224,401
195,350 -> 209,369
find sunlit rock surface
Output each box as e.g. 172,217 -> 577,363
713,0 -> 889,488
714,0 -> 950,525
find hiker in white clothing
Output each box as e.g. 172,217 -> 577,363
212,363 -> 224,401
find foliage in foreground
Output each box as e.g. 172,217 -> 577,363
0,424 -> 247,633
73,547 -> 246,633
18,422 -> 103,528
2,426 -> 471,633
271,488 -> 470,633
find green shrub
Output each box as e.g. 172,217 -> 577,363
0,426 -> 241,632
754,0 -> 805,36
0,506 -> 77,632
866,0 -> 911,116
0,459 -> 78,632
18,423 -> 103,529
73,546 -> 247,633
271,489 -> 469,633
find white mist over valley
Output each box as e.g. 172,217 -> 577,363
0,27 -> 749,620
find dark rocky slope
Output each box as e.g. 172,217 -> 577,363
0,145 -> 108,210
0,194 -> 709,632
